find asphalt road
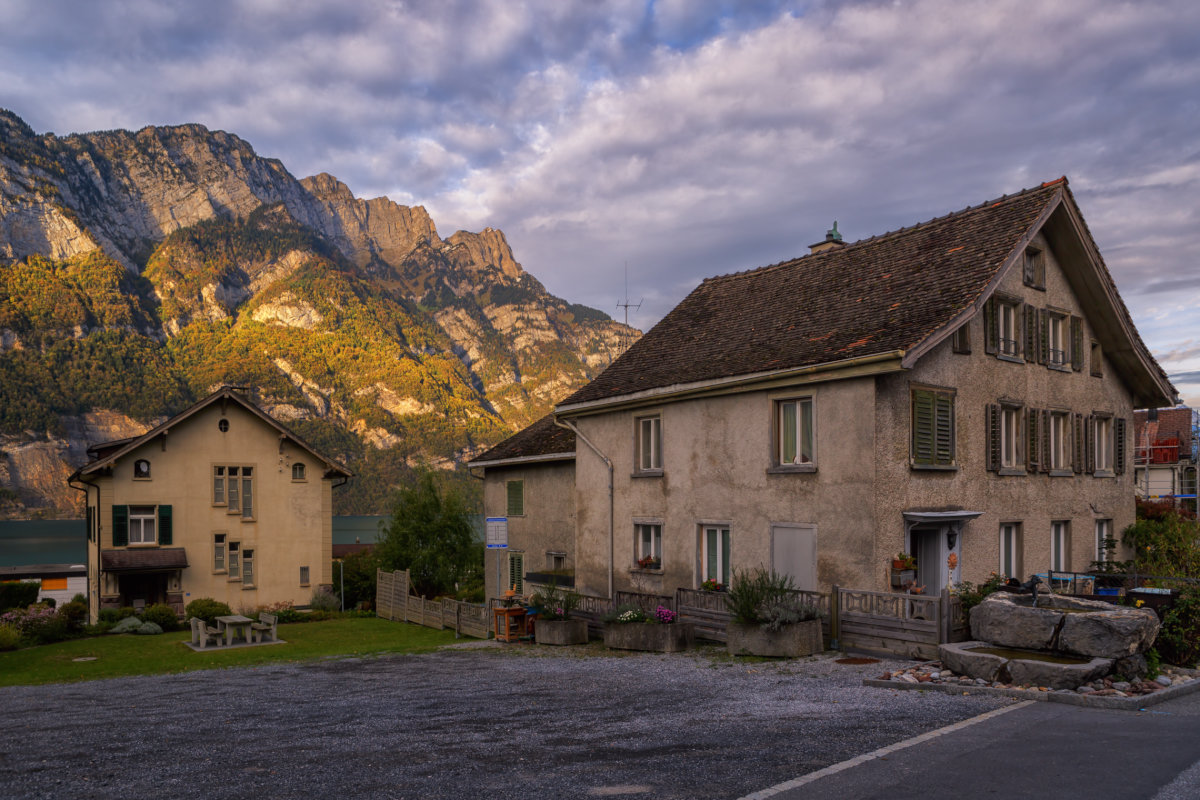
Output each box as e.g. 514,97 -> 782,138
0,643 -> 1012,800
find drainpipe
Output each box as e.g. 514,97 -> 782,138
555,417 -> 615,599
67,476 -> 98,623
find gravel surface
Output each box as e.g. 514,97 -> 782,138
0,642 -> 1014,799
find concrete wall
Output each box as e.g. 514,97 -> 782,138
873,229 -> 1137,589
86,401 -> 336,621
480,459 -> 576,601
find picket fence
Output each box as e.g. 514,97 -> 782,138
375,568 -> 490,639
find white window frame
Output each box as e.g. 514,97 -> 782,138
1049,412 -> 1071,472
1095,519 -> 1113,563
635,523 -> 662,569
1047,314 -> 1067,368
213,533 -> 227,572
1095,416 -> 1114,474
775,397 -> 815,467
214,465 -> 255,519
242,548 -> 255,587
636,415 -> 663,473
998,301 -> 1020,358
999,522 -> 1022,579
1001,406 -> 1022,469
1050,521 -> 1070,572
292,462 -> 306,481
700,525 -> 732,587
228,541 -> 241,580
128,506 -> 157,545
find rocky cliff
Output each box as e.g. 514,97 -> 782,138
0,109 -> 636,516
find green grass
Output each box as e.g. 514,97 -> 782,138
0,618 -> 462,687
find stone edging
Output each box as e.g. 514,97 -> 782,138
863,667 -> 1200,711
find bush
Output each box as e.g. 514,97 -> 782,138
42,596 -> 56,609
57,600 -> 88,633
1158,585 -> 1200,666
726,568 -> 822,631
71,593 -> 86,604
134,621 -> 163,635
0,581 -> 40,613
953,572 -> 1007,618
309,587 -> 339,612
110,617 -> 144,634
0,624 -> 19,651
184,598 -> 232,626
530,582 -> 579,621
604,603 -> 647,623
335,549 -> 379,610
141,603 -> 180,632
99,607 -> 139,624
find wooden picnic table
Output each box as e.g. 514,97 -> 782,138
215,614 -> 253,646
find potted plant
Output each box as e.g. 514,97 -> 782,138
602,602 -> 694,652
890,552 -> 917,587
725,568 -> 824,657
636,555 -> 661,569
892,552 -> 917,570
530,583 -> 587,646
700,578 -> 724,592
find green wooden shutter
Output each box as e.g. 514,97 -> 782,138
158,505 -> 173,545
1085,415 -> 1096,474
1073,414 -> 1084,474
1115,417 -> 1127,475
912,390 -> 935,464
934,393 -> 954,465
506,480 -> 524,516
1070,317 -> 1084,371
983,298 -> 998,355
1027,408 -> 1039,472
1041,410 -> 1052,472
986,403 -> 1001,471
112,505 -> 129,547
1038,309 -> 1049,365
508,552 -> 524,594
1023,304 -> 1036,361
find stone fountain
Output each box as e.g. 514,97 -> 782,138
938,590 -> 1160,690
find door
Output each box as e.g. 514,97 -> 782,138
771,524 -> 817,591
909,524 -> 961,595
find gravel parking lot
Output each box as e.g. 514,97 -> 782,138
0,642 -> 1014,800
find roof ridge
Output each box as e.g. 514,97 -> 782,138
702,178 -> 1066,286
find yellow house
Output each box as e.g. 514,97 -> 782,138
69,387 -> 352,623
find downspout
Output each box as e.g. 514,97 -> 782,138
555,416 -> 615,600
68,476 -> 98,623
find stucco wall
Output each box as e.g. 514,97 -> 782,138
873,230 -> 1137,589
480,460 -> 576,601
571,377 -> 877,598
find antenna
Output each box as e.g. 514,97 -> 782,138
615,261 -> 642,354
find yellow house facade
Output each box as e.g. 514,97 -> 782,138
70,387 -> 352,623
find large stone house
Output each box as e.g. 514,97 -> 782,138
471,178 -> 1175,601
69,387 -> 352,622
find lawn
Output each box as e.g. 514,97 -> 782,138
0,617 -> 463,687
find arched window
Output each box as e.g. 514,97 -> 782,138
292,463 -> 306,481
218,419 -> 229,433
133,459 -> 151,479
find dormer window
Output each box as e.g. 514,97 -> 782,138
133,459 -> 151,480
1023,247 -> 1046,289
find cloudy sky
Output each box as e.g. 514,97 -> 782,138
3,0 -> 1199,404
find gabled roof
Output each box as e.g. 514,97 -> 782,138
72,386 -> 353,480
558,178 -> 1174,412
468,413 -> 575,468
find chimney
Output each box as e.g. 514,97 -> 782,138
809,221 -> 846,254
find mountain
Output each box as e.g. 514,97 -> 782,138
0,109 -> 636,517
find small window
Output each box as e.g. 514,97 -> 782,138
1090,341 -> 1103,377
1047,313 -> 1067,368
242,467 -> 254,519
229,541 -> 241,580
214,466 -> 226,505
546,551 -> 567,571
951,324 -> 970,354
1095,519 -> 1113,563
218,418 -> 229,433
999,522 -> 1023,579
292,462 -> 306,481
1023,248 -> 1046,289
635,414 -> 663,473
506,479 -> 524,516
1049,411 -> 1071,472
129,506 -> 156,545
1050,521 -> 1071,572
242,549 -> 255,587
998,301 -> 1020,358
300,566 -> 310,586
635,523 -> 662,569
1000,405 -> 1023,470
213,533 -> 227,572
912,387 -> 956,468
774,397 -> 814,468
701,526 -> 731,587
133,459 -> 151,480
1094,416 -> 1113,474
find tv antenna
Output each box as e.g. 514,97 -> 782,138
616,261 -> 642,328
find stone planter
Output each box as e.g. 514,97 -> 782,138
603,622 -> 694,652
727,619 -> 822,658
535,618 -> 588,646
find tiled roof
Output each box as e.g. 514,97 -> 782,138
101,548 -> 189,571
561,182 -> 1065,406
1134,408 -> 1194,446
469,413 -> 575,465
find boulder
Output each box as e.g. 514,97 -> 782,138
1058,608 -> 1159,659
969,592 -> 1158,658
969,594 -> 1060,649
938,641 -> 1005,683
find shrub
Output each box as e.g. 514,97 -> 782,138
953,572 -> 1007,619
1158,585 -> 1200,666
141,603 -> 180,632
57,600 -> 88,633
310,587 -> 339,612
0,581 -> 40,613
110,616 -> 144,634
335,549 -> 379,610
42,596 -> 57,609
184,598 -> 232,625
134,621 -> 163,635
530,582 -> 579,621
0,624 -> 19,651
71,593 -> 86,604
726,568 -> 822,630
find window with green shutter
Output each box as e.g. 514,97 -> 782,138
112,505 -> 129,547
158,505 -> 172,545
507,551 -> 524,594
506,479 -> 524,516
911,387 -> 956,469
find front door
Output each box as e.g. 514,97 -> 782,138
771,524 -> 817,591
119,573 -> 167,610
909,524 -> 961,595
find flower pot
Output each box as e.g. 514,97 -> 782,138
726,619 -> 822,658
603,622 -> 694,653
535,618 -> 588,646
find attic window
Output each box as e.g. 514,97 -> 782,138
1023,247 -> 1046,290
218,419 -> 229,433
1090,341 -> 1103,377
133,459 -> 151,480
292,463 -> 306,481
951,324 -> 970,354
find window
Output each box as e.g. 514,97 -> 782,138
1047,313 -> 1067,368
635,523 -> 662,569
775,397 -> 814,468
229,541 -> 241,580
507,551 -> 524,594
300,566 -> 310,586
1095,519 -> 1113,563
701,526 -> 731,587
242,549 -> 255,587
1000,405 -> 1022,470
951,324 -> 970,354
998,301 -> 1020,357
1090,341 -> 1103,377
1094,416 -> 1113,474
506,479 -> 524,516
911,387 -> 955,468
133,459 -> 151,479
1049,412 -> 1071,472
546,551 -> 566,571
635,415 -> 663,473
1023,247 -> 1046,289
213,533 -> 227,572
129,506 -> 156,544
292,462 -> 306,481
999,522 -> 1022,579
985,296 -> 1024,360
214,465 -> 255,518
218,418 -> 229,433
1051,521 -> 1071,572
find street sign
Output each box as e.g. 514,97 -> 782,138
486,517 -> 508,549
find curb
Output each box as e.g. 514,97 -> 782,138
863,670 -> 1200,711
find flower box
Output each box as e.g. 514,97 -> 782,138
603,622 -> 694,653
890,569 -> 915,587
535,618 -> 588,646
726,619 -> 822,658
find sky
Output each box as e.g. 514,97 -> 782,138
2,0 -> 1198,406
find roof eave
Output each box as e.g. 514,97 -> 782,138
467,451 -> 576,470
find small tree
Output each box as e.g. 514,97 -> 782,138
377,471 -> 481,599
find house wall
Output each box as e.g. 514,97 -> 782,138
873,230 -> 1137,589
571,377 -> 877,598
481,460 -> 576,601
85,401 -> 336,621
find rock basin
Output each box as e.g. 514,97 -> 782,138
969,591 -> 1159,659
939,640 -> 1112,690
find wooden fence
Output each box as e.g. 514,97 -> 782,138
375,569 -> 489,639
834,586 -> 968,659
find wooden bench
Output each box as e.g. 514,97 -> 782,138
190,616 -> 222,649
250,612 -> 277,643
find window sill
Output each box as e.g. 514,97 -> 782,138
228,577 -> 242,583
243,585 -> 256,590
127,543 -> 159,548
213,570 -> 227,575
631,469 -> 663,479
240,517 -> 257,523
997,354 -> 1024,364
998,467 -> 1026,477
630,567 -> 663,575
1048,363 -> 1071,373
912,463 -> 959,472
1049,469 -> 1074,477
300,583 -> 311,588
767,464 -> 817,475
1094,469 -> 1115,478
132,477 -> 152,481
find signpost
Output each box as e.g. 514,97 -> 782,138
487,517 -> 508,600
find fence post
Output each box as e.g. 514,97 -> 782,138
830,584 -> 840,651
939,587 -> 951,644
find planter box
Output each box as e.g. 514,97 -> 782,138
890,569 -> 915,587
727,619 -> 822,658
603,622 -> 694,653
535,618 -> 588,646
